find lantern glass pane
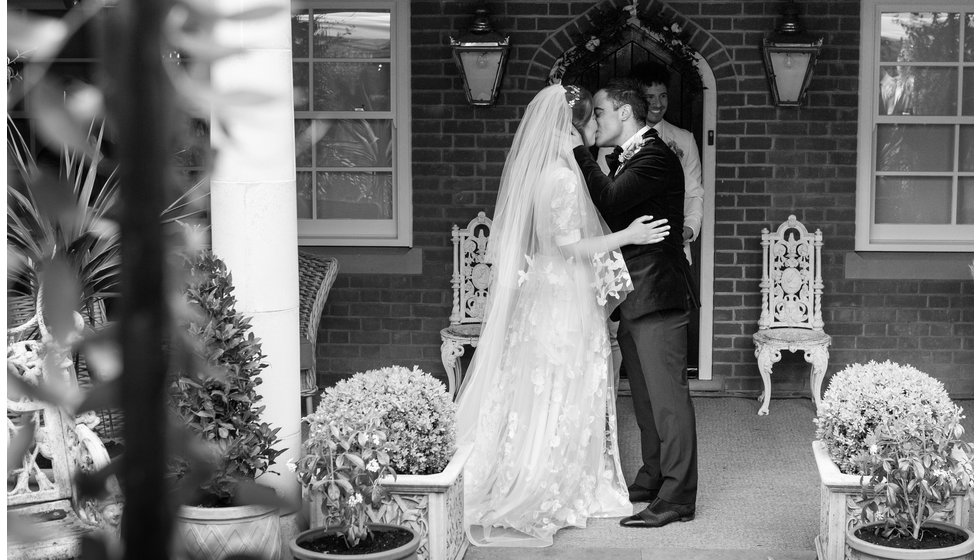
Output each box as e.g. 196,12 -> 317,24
457,49 -> 505,103
767,50 -> 812,103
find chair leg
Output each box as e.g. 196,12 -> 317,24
303,394 -> 314,416
754,343 -> 782,416
804,345 -> 830,411
440,337 -> 465,400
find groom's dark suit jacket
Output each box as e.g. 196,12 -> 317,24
573,128 -> 693,320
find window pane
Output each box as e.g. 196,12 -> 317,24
312,62 -> 391,111
293,62 -> 309,111
957,177 -> 973,224
314,119 -> 392,168
291,10 -> 310,58
880,12 -> 960,63
316,171 -> 392,219
877,124 -> 955,171
878,66 -> 957,116
297,172 -> 313,219
963,67 -> 973,116
312,10 -> 390,59
966,13 -> 974,62
295,119 -> 312,167
960,125 -> 974,171
875,177 -> 952,224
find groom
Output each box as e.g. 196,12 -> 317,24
570,79 -> 698,528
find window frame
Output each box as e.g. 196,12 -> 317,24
855,0 -> 973,252
292,0 -> 412,247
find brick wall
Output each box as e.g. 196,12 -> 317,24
316,0 -> 974,397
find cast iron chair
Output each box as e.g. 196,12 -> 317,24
440,211 -> 492,401
752,215 -> 831,416
298,252 -> 339,414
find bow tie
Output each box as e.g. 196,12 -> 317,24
605,146 -> 624,177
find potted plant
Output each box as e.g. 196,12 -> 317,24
813,360 -> 974,560
298,365 -> 470,560
169,251 -> 286,560
290,408 -> 419,559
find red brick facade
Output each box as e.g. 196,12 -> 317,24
315,0 -> 974,397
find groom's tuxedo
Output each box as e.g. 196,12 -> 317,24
573,127 -> 699,507
574,128 -> 692,318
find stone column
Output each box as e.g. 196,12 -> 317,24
209,0 -> 300,511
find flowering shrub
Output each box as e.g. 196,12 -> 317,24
309,365 -> 456,475
815,360 -> 964,474
292,413 -> 396,548
815,360 -> 974,540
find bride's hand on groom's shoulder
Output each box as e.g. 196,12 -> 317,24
625,216 -> 669,245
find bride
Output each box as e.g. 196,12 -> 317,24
456,84 -> 669,547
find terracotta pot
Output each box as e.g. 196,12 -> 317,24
175,503 -> 281,560
845,521 -> 974,560
290,523 -> 420,560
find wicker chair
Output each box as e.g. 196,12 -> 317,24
298,252 -> 339,414
7,293 -> 123,443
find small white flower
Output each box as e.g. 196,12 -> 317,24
671,23 -> 682,33
366,459 -> 380,473
347,493 -> 363,506
286,459 -> 297,473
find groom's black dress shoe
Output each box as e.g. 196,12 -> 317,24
627,484 -> 659,503
619,498 -> 695,528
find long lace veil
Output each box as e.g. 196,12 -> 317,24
455,84 -> 630,448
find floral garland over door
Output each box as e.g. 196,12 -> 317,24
548,0 -> 704,91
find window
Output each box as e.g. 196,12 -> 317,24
856,1 -> 973,251
291,0 -> 412,246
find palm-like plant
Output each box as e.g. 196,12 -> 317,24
7,116 -> 206,317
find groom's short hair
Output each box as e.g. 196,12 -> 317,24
600,78 -> 648,125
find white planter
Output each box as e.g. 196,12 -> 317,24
311,444 -> 473,560
812,441 -> 969,560
175,503 -> 281,560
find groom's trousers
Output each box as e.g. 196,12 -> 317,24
618,308 -> 698,505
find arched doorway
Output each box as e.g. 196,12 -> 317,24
549,24 -> 717,383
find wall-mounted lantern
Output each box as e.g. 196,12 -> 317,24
761,0 -> 823,107
450,7 -> 509,106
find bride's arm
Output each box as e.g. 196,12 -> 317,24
558,216 -> 669,259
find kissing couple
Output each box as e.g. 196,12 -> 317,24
455,80 -> 700,547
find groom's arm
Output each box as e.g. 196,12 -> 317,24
572,144 -> 681,220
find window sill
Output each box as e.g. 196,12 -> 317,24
844,251 -> 974,280
298,246 -> 423,275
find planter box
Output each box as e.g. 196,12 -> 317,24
311,444 -> 473,560
175,503 -> 281,560
812,441 -> 969,560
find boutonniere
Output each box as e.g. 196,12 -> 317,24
665,139 -> 684,159
618,137 -> 653,165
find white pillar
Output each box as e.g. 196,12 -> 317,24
209,0 -> 300,505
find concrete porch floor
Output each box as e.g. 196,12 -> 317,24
459,396 -> 975,560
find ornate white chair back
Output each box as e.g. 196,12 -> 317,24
758,214 -> 824,332
449,211 -> 493,326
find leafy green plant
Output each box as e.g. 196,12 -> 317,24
307,365 -> 456,476
168,251 -> 285,507
855,412 -> 974,541
292,413 -> 396,548
815,360 -> 974,541
6,116 -> 207,315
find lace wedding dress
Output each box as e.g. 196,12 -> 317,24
456,85 -> 633,548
